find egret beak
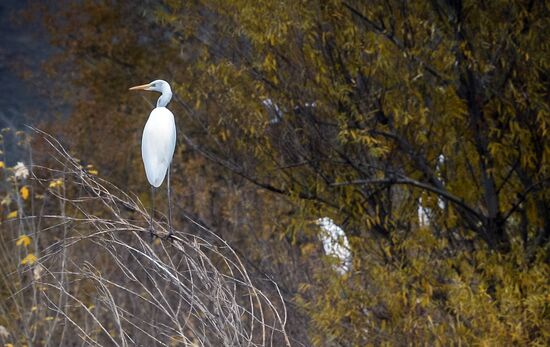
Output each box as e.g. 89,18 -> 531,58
129,83 -> 151,91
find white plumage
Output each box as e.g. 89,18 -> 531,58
129,79 -> 176,235
141,107 -> 176,187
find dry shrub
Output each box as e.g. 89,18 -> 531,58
0,129 -> 290,346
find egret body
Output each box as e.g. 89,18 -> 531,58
129,80 -> 176,236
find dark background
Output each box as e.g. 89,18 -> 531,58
0,0 -> 51,129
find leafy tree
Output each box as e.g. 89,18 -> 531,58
17,0 -> 550,345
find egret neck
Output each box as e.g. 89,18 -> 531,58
156,84 -> 172,108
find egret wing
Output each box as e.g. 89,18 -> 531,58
141,107 -> 176,187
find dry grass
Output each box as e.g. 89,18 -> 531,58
0,129 -> 291,346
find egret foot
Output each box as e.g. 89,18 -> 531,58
163,228 -> 173,240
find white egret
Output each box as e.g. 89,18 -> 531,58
129,80 -> 176,237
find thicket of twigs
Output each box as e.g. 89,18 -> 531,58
0,129 -> 290,346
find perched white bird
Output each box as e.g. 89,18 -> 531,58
129,80 -> 176,236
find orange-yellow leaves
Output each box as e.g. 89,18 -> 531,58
0,161 -> 4,169
6,211 -> 17,219
21,253 -> 37,266
49,179 -> 63,188
16,235 -> 32,247
19,186 -> 29,200
86,164 -> 98,175
219,129 -> 230,142
17,235 -> 36,266
263,53 -> 276,71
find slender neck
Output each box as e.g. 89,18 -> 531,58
157,91 -> 172,108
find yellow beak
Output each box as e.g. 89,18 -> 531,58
129,83 -> 150,91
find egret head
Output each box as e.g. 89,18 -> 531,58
129,80 -> 171,93
129,80 -> 172,107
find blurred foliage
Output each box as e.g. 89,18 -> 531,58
2,0 -> 549,345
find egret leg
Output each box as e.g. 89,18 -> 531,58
167,164 -> 173,237
149,186 -> 155,240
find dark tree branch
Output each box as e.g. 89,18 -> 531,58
502,176 -> 550,223
179,132 -> 340,209
331,176 -> 484,223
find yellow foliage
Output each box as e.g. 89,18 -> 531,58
16,235 -> 31,247
48,179 -> 63,188
6,211 -> 17,219
302,230 -> 550,345
19,186 -> 29,200
0,161 -> 4,169
21,253 -> 37,266
11,0 -> 549,345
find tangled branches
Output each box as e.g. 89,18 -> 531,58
0,129 -> 290,346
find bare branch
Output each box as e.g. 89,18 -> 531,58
332,176 -> 484,223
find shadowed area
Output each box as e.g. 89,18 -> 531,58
0,0 -> 52,130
